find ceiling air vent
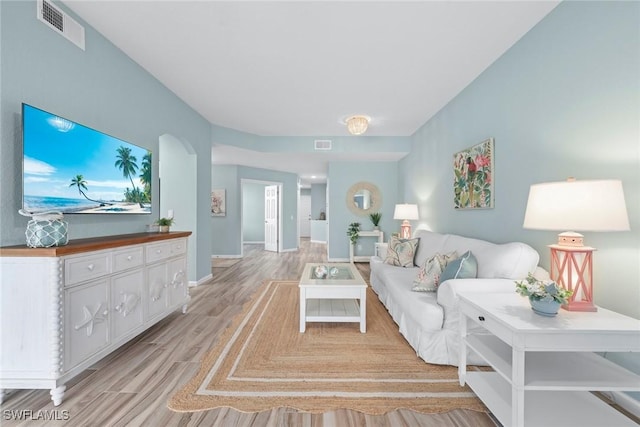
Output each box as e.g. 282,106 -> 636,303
314,140 -> 332,151
37,0 -> 85,50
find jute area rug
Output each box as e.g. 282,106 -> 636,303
168,281 -> 487,415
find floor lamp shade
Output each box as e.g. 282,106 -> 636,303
523,179 -> 630,311
394,204 -> 419,239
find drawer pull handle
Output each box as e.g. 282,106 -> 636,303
156,249 -> 162,254
87,264 -> 94,271
127,255 -> 133,261
478,316 -> 485,321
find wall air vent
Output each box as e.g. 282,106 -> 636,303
314,140 -> 332,151
37,0 -> 85,50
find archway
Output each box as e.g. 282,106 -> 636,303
159,134 -> 198,283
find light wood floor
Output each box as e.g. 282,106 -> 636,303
2,239 -> 499,426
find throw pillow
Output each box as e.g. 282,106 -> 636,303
412,251 -> 458,292
440,250 -> 478,283
384,236 -> 420,267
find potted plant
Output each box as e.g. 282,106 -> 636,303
347,222 -> 360,245
515,273 -> 573,316
369,212 -> 382,230
156,217 -> 174,233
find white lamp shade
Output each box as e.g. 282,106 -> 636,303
393,204 -> 419,221
523,179 -> 630,231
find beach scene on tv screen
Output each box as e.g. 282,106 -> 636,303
23,105 -> 151,214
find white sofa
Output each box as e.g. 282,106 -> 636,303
370,229 -> 540,366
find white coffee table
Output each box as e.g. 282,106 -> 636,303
299,263 -> 367,333
458,292 -> 640,427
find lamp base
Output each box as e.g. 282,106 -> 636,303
562,300 -> 597,312
549,244 -> 598,313
400,221 -> 412,239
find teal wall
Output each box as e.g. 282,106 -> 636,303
400,1 -> 640,319
328,161 -> 399,260
211,165 -> 241,256
243,182 -> 267,242
310,184 -> 327,220
0,1 -> 212,281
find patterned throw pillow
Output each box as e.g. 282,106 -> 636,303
384,236 -> 420,267
440,250 -> 478,283
412,251 -> 458,292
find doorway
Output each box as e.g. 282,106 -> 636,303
299,192 -> 311,238
240,179 -> 283,254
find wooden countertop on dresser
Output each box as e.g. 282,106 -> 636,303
0,231 -> 192,257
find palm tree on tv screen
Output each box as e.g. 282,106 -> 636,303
115,146 -> 143,207
69,174 -> 105,205
139,151 -> 151,203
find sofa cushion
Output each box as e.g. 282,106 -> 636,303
413,231 -> 449,268
384,236 -> 420,267
440,250 -> 477,282
412,251 -> 458,292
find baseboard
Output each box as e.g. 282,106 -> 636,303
328,257 -> 350,262
280,247 -> 298,253
211,254 -> 242,259
189,273 -> 212,287
242,241 -> 264,244
310,240 -> 327,244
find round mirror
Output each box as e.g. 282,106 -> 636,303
346,182 -> 382,216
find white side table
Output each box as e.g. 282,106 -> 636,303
458,292 -> 640,427
349,230 -> 383,263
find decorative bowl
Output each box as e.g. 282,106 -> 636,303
314,265 -> 328,279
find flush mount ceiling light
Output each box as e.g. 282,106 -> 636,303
345,115 -> 370,135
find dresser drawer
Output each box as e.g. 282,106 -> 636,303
65,253 -> 111,286
113,246 -> 144,272
460,300 -> 511,345
170,239 -> 187,256
146,242 -> 172,263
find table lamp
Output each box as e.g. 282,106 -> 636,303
393,204 -> 419,239
523,178 -> 630,311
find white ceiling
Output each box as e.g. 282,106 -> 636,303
62,1 -> 558,182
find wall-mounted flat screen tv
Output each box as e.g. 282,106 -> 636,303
22,103 -> 152,215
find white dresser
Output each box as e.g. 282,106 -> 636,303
0,232 -> 191,406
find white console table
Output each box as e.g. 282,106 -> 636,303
458,292 -> 640,427
0,232 -> 191,406
349,230 -> 383,263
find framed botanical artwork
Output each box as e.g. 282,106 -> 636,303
453,138 -> 494,209
211,189 -> 226,216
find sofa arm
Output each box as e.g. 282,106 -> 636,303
375,242 -> 388,259
437,278 -> 518,331
437,278 -> 517,309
